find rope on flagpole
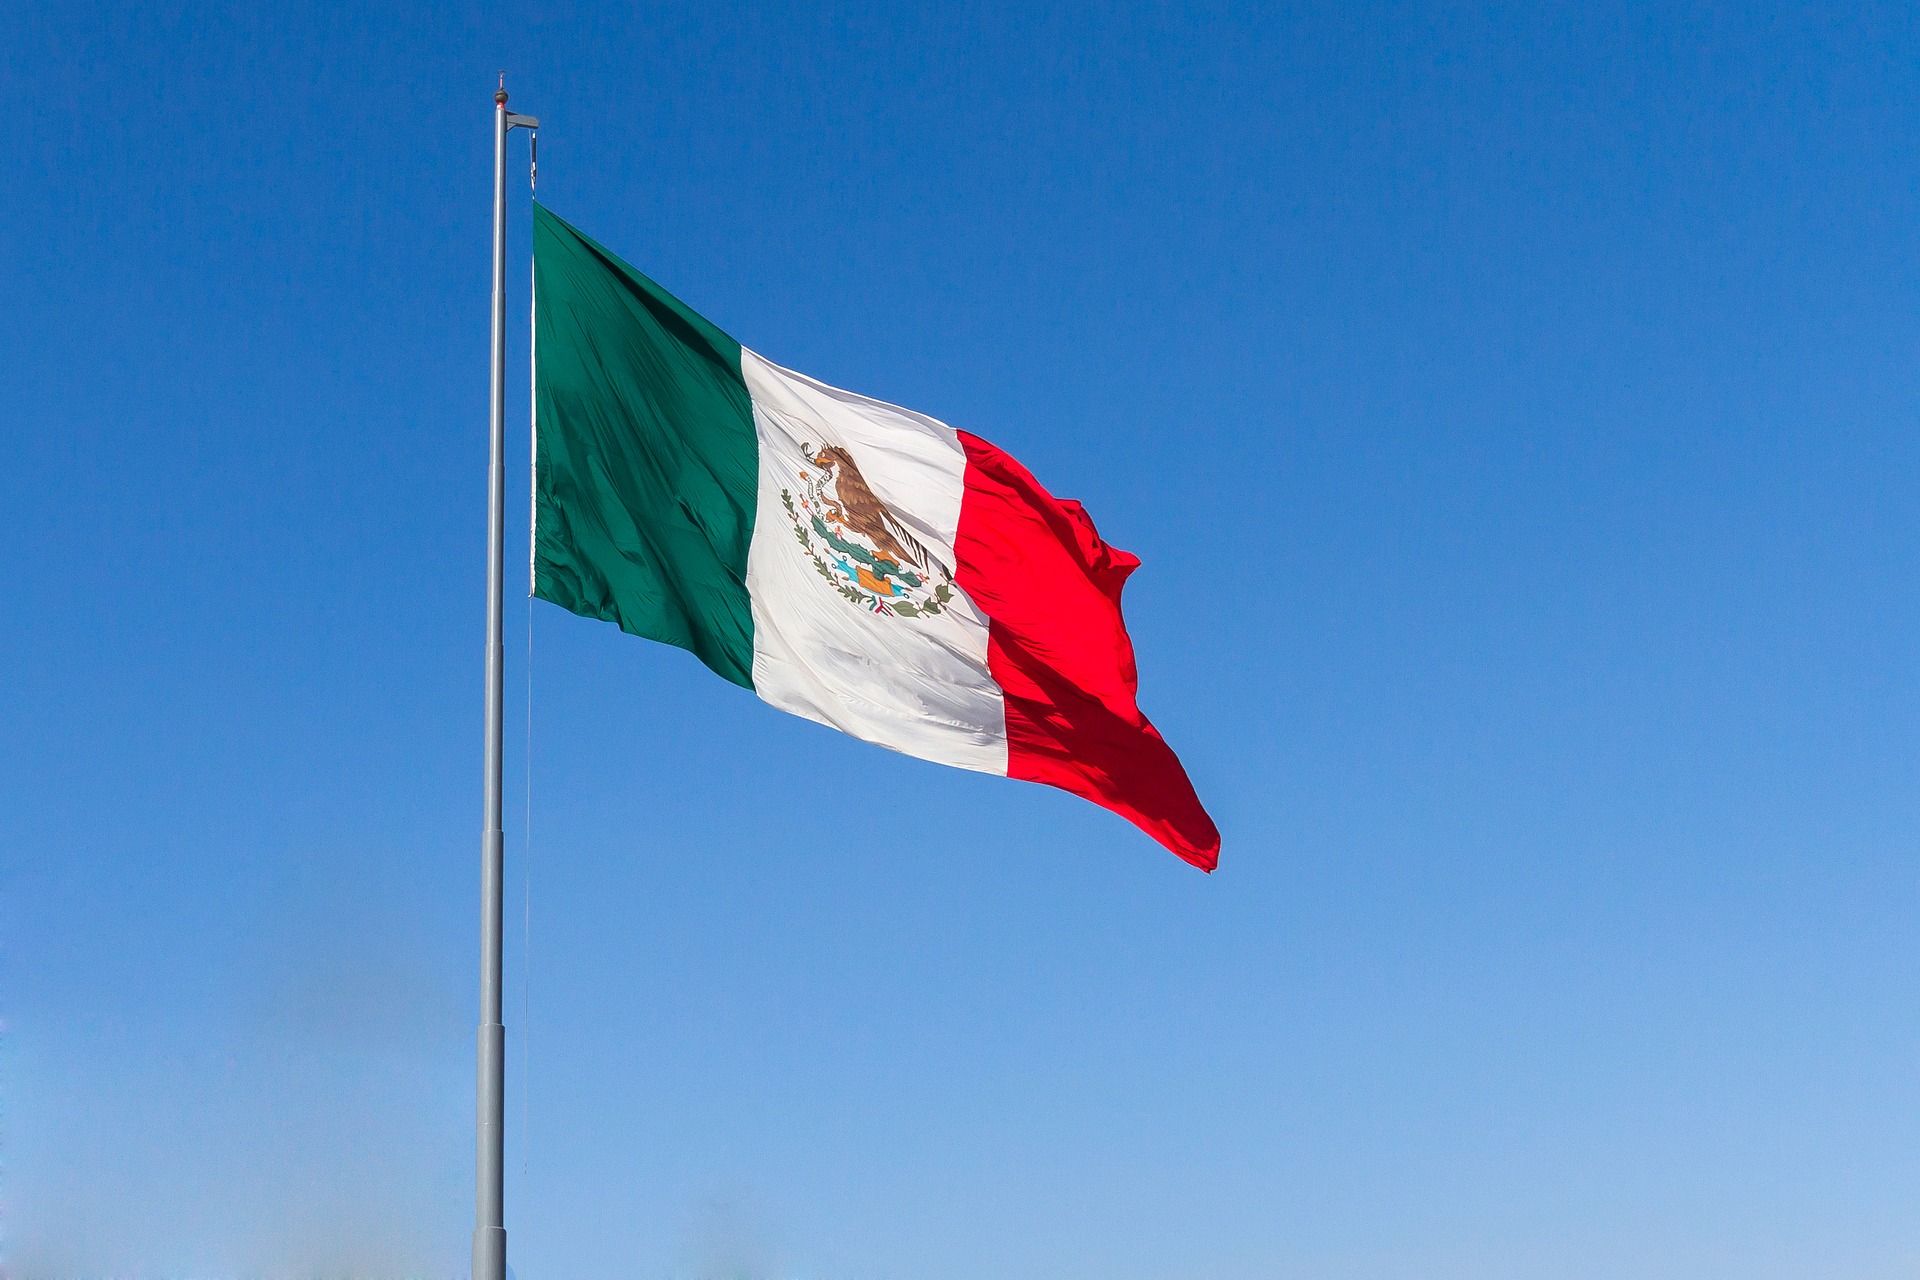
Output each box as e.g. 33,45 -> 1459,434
521,589 -> 534,1206
520,111 -> 539,1236
521,136 -> 539,1219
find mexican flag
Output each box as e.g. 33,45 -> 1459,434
531,204 -> 1219,870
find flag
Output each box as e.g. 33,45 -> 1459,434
531,204 -> 1219,869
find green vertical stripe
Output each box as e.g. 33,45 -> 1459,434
532,203 -> 758,687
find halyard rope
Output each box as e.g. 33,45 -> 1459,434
521,551 -> 534,1203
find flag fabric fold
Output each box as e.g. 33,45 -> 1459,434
532,203 -> 1219,869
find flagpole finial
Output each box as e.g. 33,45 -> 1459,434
496,71 -> 508,106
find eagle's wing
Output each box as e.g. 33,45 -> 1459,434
879,508 -> 934,573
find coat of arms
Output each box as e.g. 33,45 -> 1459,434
780,443 -> 958,618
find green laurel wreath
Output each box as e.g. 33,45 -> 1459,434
781,488 -> 954,618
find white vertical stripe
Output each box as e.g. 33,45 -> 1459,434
740,347 -> 1008,775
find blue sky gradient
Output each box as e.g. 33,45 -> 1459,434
4,3 -> 1918,1277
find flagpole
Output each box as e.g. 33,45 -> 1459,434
480,75 -> 536,1280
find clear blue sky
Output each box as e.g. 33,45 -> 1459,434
5,3 -> 1917,1277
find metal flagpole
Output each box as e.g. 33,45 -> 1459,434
480,74 -> 536,1280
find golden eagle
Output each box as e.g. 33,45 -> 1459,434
805,444 -> 933,574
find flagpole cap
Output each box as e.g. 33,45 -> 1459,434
496,71 -> 508,105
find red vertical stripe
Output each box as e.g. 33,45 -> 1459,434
953,431 -> 1220,870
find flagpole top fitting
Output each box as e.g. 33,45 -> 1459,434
496,71 -> 508,106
